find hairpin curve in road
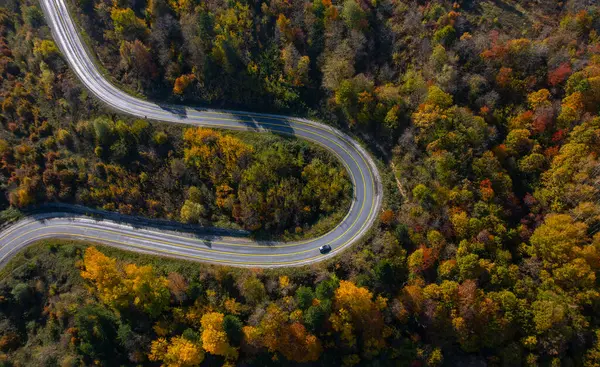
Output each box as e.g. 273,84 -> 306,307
0,0 -> 383,268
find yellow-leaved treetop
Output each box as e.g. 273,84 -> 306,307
81,247 -> 170,317
123,263 -> 170,318
330,281 -> 387,356
149,336 -> 204,367
183,128 -> 253,184
80,247 -> 130,309
200,312 -> 237,359
527,88 -> 551,110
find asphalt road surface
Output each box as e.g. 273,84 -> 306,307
0,0 -> 382,267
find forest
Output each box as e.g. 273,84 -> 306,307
2,0 -> 600,365
0,0 -> 351,237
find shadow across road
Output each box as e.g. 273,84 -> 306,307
157,102 -> 188,119
23,204 -> 250,242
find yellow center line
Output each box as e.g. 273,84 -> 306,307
3,226 -> 320,257
1,231 -> 337,266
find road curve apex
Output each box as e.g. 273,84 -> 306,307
0,0 -> 383,268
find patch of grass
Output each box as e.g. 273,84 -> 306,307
466,0 -> 533,36
0,240 -> 84,282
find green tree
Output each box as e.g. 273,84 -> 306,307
11,283 -> 32,305
304,301 -> 331,333
223,315 -> 244,346
75,305 -> 120,362
296,286 -> 315,310
316,277 -> 339,300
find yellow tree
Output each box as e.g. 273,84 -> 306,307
200,312 -> 237,359
183,128 -> 253,184
330,281 -> 387,354
256,303 -> 287,352
81,247 -> 170,317
124,264 -> 170,318
537,117 -> 600,212
110,7 -> 149,40
527,89 -> 551,110
80,247 -> 130,309
412,86 -> 453,130
529,214 -> 588,267
149,336 -> 204,367
558,91 -> 584,127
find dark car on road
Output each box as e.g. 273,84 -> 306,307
319,245 -> 331,254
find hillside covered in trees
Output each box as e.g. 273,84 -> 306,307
0,0 -> 351,237
3,0 -> 600,366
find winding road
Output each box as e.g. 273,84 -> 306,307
0,0 -> 382,267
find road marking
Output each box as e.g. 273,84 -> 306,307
1,232 -> 334,267
2,226 -> 319,257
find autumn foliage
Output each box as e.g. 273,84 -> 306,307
81,247 -> 170,317
149,336 -> 204,367
7,0 -> 600,365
